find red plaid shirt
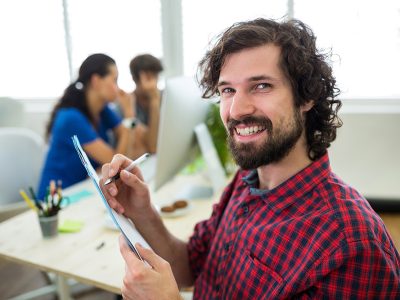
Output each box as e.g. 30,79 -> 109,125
187,153 -> 400,299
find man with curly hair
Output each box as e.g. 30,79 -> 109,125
102,18 -> 400,299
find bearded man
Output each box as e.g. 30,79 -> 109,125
102,18 -> 400,299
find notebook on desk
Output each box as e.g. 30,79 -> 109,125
72,135 -> 151,261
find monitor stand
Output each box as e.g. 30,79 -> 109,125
149,123 -> 228,200
172,123 -> 228,200
194,123 -> 227,192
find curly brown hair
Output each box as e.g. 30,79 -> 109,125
198,18 -> 342,160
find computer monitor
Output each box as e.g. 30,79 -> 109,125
153,76 -> 211,192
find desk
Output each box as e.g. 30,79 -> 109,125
0,173 -> 219,299
378,214 -> 400,251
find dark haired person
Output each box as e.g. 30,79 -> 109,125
37,53 -> 135,199
101,19 -> 400,299
128,54 -> 163,158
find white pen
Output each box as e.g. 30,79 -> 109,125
104,153 -> 150,185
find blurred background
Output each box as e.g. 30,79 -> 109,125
1,0 -> 400,198
1,1 -> 400,299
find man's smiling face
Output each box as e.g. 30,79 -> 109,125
218,44 -> 305,169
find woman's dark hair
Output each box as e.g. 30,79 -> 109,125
198,18 -> 342,160
46,53 -> 116,140
129,54 -> 163,83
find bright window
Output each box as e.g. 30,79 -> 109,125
182,0 -> 400,99
67,0 -> 163,92
182,0 -> 288,76
0,0 -> 69,98
1,0 -> 399,100
294,0 -> 400,99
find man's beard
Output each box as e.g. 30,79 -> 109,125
227,109 -> 304,170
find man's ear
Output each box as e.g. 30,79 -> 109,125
301,100 -> 315,113
90,74 -> 101,89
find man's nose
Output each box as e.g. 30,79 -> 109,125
229,91 -> 255,120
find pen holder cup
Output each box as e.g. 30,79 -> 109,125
38,215 -> 59,238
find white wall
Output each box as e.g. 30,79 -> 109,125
20,99 -> 55,138
329,112 -> 400,199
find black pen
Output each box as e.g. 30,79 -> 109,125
29,186 -> 37,201
28,186 -> 43,212
104,153 -> 150,185
96,241 -> 105,250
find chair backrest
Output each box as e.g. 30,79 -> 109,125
0,127 -> 46,205
0,97 -> 25,127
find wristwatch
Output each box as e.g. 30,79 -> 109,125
122,117 -> 137,129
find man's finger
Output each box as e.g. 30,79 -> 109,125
109,154 -> 132,178
120,170 -> 147,190
119,235 -> 143,267
130,165 -> 145,182
101,163 -> 110,178
136,243 -> 168,271
99,177 -> 124,213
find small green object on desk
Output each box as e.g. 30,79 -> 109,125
58,219 -> 84,233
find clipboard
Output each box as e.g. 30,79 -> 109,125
72,135 -> 151,261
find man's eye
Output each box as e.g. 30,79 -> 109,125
255,83 -> 271,90
220,87 -> 235,94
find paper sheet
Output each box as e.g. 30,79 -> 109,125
72,135 -> 151,260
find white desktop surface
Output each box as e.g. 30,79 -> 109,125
0,172 -> 220,298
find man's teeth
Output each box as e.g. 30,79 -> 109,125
235,126 -> 265,136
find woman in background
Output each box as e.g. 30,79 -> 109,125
37,53 -> 135,199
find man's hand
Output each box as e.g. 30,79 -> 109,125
100,154 -> 151,218
140,72 -> 160,107
119,236 -> 182,300
117,89 -> 135,118
139,71 -> 158,93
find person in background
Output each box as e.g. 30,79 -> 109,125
101,19 -> 400,299
127,54 -> 163,158
37,53 -> 136,199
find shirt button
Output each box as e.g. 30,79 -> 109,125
243,205 -> 249,214
215,284 -> 220,292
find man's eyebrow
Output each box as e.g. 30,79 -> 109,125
217,81 -> 229,87
217,75 -> 279,87
248,75 -> 278,82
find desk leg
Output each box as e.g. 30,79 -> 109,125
56,275 -> 73,300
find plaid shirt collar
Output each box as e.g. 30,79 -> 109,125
242,153 -> 331,213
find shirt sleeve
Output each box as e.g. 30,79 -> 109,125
187,171 -> 242,279
57,108 -> 98,145
100,104 -> 122,130
299,239 -> 400,298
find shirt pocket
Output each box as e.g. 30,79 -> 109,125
239,249 -> 285,299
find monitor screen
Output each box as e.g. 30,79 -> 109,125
153,76 -> 211,191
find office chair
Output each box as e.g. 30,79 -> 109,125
0,97 -> 25,127
0,128 -> 99,299
0,127 -> 46,221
